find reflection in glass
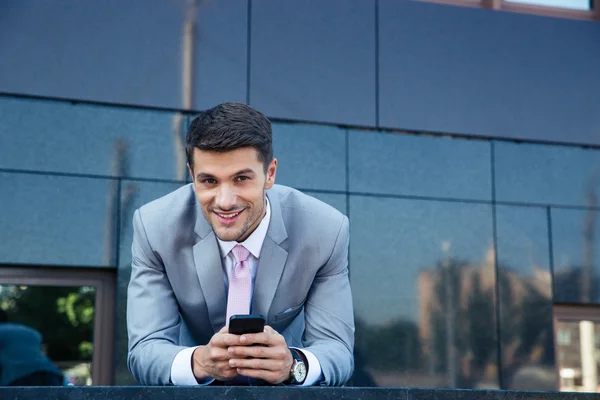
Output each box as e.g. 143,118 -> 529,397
349,196 -> 497,389
504,0 -> 590,10
0,284 -> 95,385
495,205 -> 556,390
555,319 -> 600,392
552,208 -> 600,304
349,130 -> 491,201
273,123 -> 347,192
0,96 -> 187,180
114,180 -> 184,385
494,141 -> 600,207
303,192 -> 347,216
250,0 -> 376,125
0,172 -> 117,267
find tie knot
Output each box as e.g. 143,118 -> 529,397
232,244 -> 251,263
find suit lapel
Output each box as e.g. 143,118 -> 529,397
192,201 -> 227,333
251,189 -> 288,319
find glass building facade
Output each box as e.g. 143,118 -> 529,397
1,0 -> 600,392
1,94 -> 599,389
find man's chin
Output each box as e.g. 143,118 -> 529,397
213,226 -> 243,242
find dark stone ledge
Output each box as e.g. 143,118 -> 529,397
1,386 -> 599,400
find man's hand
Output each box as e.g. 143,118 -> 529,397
192,326 -> 239,382
227,325 -> 294,384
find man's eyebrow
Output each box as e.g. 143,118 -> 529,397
196,172 -> 216,180
232,169 -> 255,177
195,169 -> 255,180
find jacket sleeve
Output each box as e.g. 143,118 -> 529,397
127,209 -> 188,385
302,215 -> 355,386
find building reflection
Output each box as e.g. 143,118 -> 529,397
353,245 -> 560,390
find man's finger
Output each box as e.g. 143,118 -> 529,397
218,333 -> 243,347
230,357 -> 286,372
238,332 -> 276,346
235,368 -> 284,384
207,347 -> 232,361
264,325 -> 276,334
228,344 -> 283,359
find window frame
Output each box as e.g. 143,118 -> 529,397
418,0 -> 600,21
0,265 -> 116,385
553,304 -> 600,391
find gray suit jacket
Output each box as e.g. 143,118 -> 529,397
127,184 -> 354,386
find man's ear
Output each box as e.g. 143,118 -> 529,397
265,158 -> 277,190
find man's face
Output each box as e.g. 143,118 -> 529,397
188,147 -> 277,242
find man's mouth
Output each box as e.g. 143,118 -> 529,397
214,209 -> 244,225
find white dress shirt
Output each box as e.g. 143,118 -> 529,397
170,198 -> 322,386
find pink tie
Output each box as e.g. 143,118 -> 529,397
226,244 -> 252,323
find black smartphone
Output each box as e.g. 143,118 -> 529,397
228,314 -> 265,335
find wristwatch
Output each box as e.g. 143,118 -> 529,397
285,349 -> 307,385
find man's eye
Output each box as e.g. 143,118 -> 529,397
202,179 -> 217,185
236,176 -> 250,182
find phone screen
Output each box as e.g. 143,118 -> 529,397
228,314 -> 265,335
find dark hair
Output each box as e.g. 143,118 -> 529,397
186,102 -> 273,172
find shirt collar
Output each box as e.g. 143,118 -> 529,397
216,197 -> 271,259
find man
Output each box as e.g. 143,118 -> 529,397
127,102 -> 354,386
0,310 -> 64,386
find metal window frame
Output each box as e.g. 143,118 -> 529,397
417,0 -> 600,21
0,265 -> 116,385
554,304 -> 600,322
553,304 -> 600,391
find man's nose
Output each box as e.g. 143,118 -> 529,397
215,185 -> 237,210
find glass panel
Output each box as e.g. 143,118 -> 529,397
349,130 -> 491,201
194,0 -> 248,109
0,97 -> 187,180
495,205 -> 557,390
505,0 -> 590,10
378,1 -> 600,148
494,141 -> 600,207
0,1 -> 185,108
303,192 -> 347,216
0,172 -> 117,267
349,195 -> 498,389
555,319 -> 600,392
273,123 -> 346,192
552,208 -> 600,304
250,0 -> 376,125
115,180 -> 184,385
0,284 -> 95,386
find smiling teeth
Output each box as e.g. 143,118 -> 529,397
218,211 -> 240,219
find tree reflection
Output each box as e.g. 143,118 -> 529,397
0,285 -> 95,384
351,251 -> 556,390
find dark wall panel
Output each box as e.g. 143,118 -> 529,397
194,0 -> 248,110
0,0 -> 248,111
0,0 -> 185,108
250,0 -> 376,126
378,0 -> 600,146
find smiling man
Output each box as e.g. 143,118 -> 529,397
126,102 -> 354,387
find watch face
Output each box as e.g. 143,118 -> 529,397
293,361 -> 307,382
